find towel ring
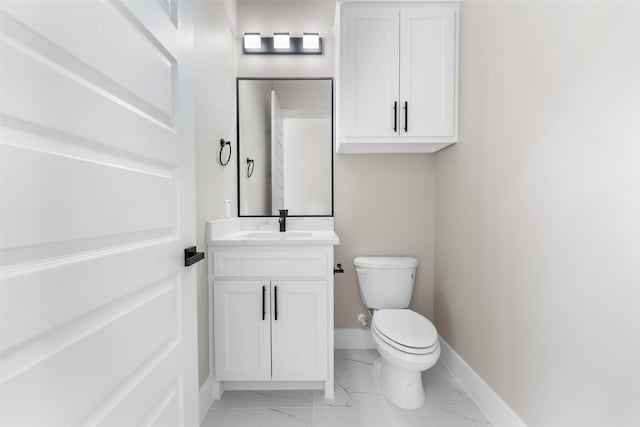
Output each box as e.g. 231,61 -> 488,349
219,139 -> 231,166
246,158 -> 255,178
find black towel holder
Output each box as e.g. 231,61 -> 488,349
219,139 -> 231,166
246,158 -> 255,178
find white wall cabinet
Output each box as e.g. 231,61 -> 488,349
208,243 -> 335,399
336,1 -> 459,153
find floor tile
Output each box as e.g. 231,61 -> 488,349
210,390 -> 313,409
313,406 -> 394,427
313,386 -> 386,409
384,403 -> 437,427
334,349 -> 379,372
202,408 -> 312,427
314,368 -> 383,408
422,364 -> 476,407
427,406 -> 492,426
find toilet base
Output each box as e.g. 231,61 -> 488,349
379,357 -> 425,410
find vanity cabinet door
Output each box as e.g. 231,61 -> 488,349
271,281 -> 328,381
214,281 -> 271,381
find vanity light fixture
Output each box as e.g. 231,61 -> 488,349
303,33 -> 320,50
243,33 -> 262,50
273,32 -> 290,49
242,32 -> 323,55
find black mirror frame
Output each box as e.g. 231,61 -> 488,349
236,77 -> 334,218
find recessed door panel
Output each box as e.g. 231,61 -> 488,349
400,6 -> 456,138
214,281 -> 271,380
271,281 -> 327,381
341,6 -> 400,138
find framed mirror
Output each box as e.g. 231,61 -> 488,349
237,78 -> 333,217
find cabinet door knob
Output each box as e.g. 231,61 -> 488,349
262,285 -> 266,320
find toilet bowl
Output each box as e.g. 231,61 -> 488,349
371,309 -> 440,409
354,256 -> 440,409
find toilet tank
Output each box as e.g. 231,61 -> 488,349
354,257 -> 418,309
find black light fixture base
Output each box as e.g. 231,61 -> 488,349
243,37 -> 323,55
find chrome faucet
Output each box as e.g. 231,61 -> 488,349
279,209 -> 288,232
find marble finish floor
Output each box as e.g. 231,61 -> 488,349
201,349 -> 493,427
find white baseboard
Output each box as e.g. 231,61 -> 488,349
439,337 -> 528,427
199,376 -> 214,425
334,328 -> 375,349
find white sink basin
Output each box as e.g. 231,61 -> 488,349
243,231 -> 313,239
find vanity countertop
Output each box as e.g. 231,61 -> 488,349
208,230 -> 340,246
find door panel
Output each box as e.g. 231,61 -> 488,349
0,1 -> 197,426
1,1 -> 175,120
271,281 -> 327,381
400,6 -> 456,137
341,6 -> 399,138
213,281 -> 271,381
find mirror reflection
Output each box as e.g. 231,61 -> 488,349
238,78 -> 333,216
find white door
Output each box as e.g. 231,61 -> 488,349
270,90 -> 284,215
213,281 -> 271,381
271,281 -> 327,381
0,2 -> 198,426
341,6 -> 400,139
400,6 -> 456,138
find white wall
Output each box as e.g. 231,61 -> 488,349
194,0 -> 237,386
435,1 -> 640,425
273,79 -> 331,111
283,118 -> 332,214
238,80 -> 272,215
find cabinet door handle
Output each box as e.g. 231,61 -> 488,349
274,285 -> 278,320
393,101 -> 398,132
404,101 -> 408,132
262,285 -> 266,320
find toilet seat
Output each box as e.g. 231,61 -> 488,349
373,309 -> 438,355
373,325 -> 439,355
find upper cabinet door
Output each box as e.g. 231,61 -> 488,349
341,6 -> 400,139
400,6 -> 457,138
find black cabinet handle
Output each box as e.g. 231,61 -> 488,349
184,246 -> 204,267
262,285 -> 266,320
274,285 -> 278,320
393,101 -> 398,132
404,101 -> 408,132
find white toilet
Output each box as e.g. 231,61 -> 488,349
354,256 -> 440,409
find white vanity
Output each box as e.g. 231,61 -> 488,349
207,219 -> 340,399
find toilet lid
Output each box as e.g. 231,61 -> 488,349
373,309 -> 438,349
